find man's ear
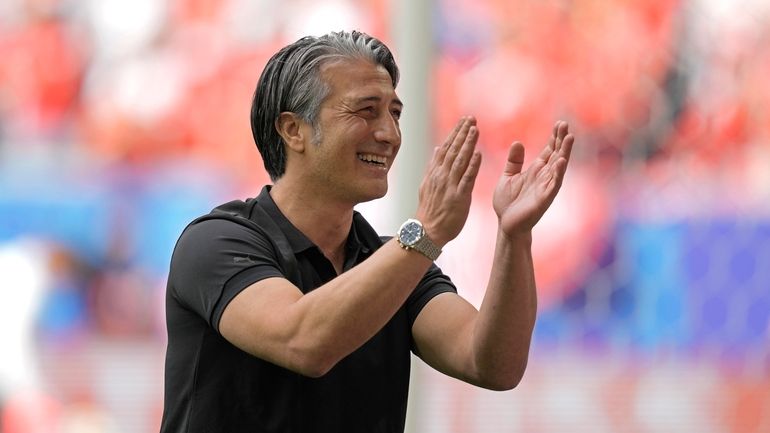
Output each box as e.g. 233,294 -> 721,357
275,112 -> 308,153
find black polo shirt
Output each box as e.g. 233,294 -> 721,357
160,186 -> 457,433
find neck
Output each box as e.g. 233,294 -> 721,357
269,180 -> 354,267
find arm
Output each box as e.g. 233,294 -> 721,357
412,121 -> 574,390
220,240 -> 432,377
219,117 -> 482,377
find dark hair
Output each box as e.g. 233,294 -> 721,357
250,30 -> 400,181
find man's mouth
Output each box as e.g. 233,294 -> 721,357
357,153 -> 387,168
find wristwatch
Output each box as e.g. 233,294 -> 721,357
396,218 -> 442,261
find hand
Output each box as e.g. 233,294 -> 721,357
416,117 -> 482,247
493,120 -> 574,238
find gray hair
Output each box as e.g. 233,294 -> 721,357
250,30 -> 400,181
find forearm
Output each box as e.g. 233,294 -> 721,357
471,229 -> 537,388
288,239 -> 432,372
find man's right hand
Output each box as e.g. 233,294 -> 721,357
416,117 -> 481,247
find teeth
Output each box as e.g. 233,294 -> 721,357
357,153 -> 387,165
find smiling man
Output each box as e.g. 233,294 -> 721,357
160,31 -> 574,433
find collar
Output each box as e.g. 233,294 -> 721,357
255,185 -> 373,255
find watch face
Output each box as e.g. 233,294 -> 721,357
399,220 -> 423,247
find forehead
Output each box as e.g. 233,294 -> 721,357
319,58 -> 400,104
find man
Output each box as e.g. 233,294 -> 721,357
160,30 -> 574,433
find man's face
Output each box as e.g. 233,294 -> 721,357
300,58 -> 402,206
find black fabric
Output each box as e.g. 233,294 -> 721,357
160,186 -> 457,433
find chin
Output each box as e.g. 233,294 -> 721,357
356,184 -> 388,204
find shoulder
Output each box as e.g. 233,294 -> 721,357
169,212 -> 279,282
167,209 -> 285,311
176,217 -> 262,255
177,196 -> 272,250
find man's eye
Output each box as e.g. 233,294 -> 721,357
391,109 -> 402,120
359,107 -> 376,116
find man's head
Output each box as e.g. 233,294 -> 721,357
251,31 -> 400,181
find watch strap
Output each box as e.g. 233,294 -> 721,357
413,236 -> 442,261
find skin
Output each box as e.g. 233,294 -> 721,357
219,58 -> 574,389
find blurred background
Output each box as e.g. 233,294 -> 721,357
1,0 -> 768,432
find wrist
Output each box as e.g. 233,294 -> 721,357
397,218 -> 443,261
420,222 -> 448,249
497,227 -> 533,245
414,212 -> 449,248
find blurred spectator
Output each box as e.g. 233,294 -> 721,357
0,0 -> 86,141
88,213 -> 155,337
36,243 -> 92,346
0,239 -> 49,397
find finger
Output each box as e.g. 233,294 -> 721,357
548,120 -> 565,151
435,117 -> 468,165
545,145 -> 560,169
547,135 -> 574,189
554,121 -> 569,152
547,131 -> 573,167
560,133 -> 574,163
549,157 -> 569,191
552,121 -> 561,152
538,121 -> 561,163
450,125 -> 479,182
536,135 -> 556,163
458,151 -> 482,194
502,141 -> 525,176
443,117 -> 475,168
546,130 -> 567,167
539,120 -> 567,163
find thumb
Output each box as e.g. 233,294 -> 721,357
502,142 -> 525,176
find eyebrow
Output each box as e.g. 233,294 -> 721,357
353,95 -> 404,108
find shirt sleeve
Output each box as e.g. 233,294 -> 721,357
167,218 -> 285,332
376,235 -> 458,327
404,263 -> 457,327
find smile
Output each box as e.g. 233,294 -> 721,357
357,153 -> 387,168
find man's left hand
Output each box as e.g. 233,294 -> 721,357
492,120 -> 574,238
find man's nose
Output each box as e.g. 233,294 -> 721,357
373,114 -> 401,146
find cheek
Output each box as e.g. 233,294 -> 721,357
333,117 -> 369,143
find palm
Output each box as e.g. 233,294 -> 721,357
493,121 -> 574,236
